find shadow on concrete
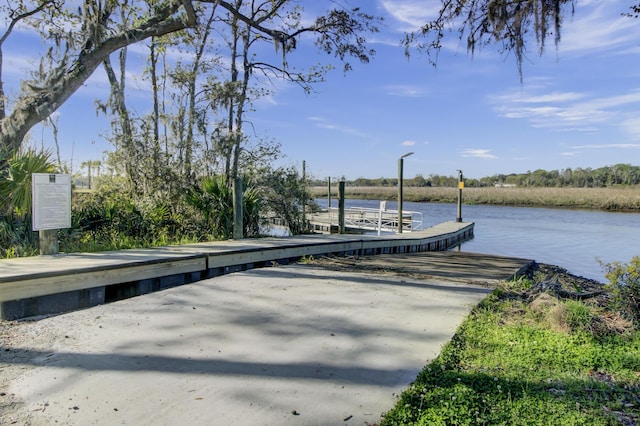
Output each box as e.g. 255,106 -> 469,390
1,349 -> 415,387
248,266 -> 494,294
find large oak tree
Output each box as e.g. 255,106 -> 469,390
0,0 -> 378,176
0,0 -> 196,173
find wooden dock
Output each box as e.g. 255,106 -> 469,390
308,207 -> 423,234
0,221 -> 474,320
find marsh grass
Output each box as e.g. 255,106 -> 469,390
381,278 -> 640,426
309,186 -> 640,211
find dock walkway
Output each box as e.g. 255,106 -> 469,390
0,221 -> 474,320
308,207 -> 423,234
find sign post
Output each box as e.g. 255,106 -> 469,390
32,173 -> 71,255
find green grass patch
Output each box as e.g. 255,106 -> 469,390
382,289 -> 640,425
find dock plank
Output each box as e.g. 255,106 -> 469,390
0,256 -> 207,302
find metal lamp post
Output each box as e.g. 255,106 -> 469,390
457,169 -> 464,223
397,152 -> 414,233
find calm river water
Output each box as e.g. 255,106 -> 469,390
316,198 -> 640,283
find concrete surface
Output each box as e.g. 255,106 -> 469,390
4,264 -> 491,425
322,251 -> 533,284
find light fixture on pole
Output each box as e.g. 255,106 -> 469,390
397,151 -> 414,233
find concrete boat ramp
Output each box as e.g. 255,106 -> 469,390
0,222 -> 534,425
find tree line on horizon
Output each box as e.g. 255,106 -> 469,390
311,163 -> 640,189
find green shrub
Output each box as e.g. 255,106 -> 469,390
0,214 -> 39,258
563,300 -> 594,332
602,256 -> 640,326
60,179 -> 200,252
0,149 -> 56,258
257,166 -> 314,235
185,175 -> 262,239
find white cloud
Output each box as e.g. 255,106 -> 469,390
620,117 -> 640,138
382,84 -> 428,97
557,3 -> 640,55
491,85 -> 640,134
3,54 -> 37,77
253,94 -> 279,107
307,116 -> 368,138
507,92 -> 586,104
571,143 -> 640,149
401,140 -> 416,146
379,0 -> 441,32
461,149 -> 497,159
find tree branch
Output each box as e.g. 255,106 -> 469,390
0,1 -> 195,167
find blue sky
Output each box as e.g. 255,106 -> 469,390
4,0 -> 640,180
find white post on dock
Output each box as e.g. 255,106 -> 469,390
377,201 -> 387,236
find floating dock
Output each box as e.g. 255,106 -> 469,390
0,221 -> 474,320
308,206 -> 423,234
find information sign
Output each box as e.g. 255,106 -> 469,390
32,173 -> 71,231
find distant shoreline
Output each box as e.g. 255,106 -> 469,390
308,186 -> 640,212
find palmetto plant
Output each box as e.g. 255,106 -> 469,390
0,149 -> 57,257
0,149 -> 57,217
186,175 -> 261,239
